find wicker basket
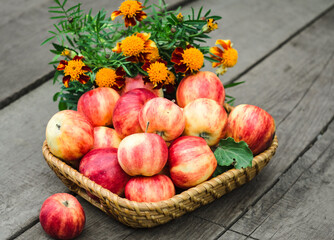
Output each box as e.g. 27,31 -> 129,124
42,103 -> 278,228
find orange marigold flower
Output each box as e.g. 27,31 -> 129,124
111,0 -> 147,27
177,13 -> 183,22
210,39 -> 238,75
95,67 -> 126,89
113,33 -> 157,63
171,45 -> 204,75
142,59 -> 171,89
56,56 -> 91,88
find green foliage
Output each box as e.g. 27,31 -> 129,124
213,137 -> 253,176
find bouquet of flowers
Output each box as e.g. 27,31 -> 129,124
43,0 -> 239,110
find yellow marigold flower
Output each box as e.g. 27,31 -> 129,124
177,13 -> 183,22
202,19 -> 218,33
210,39 -> 238,75
142,59 -> 170,88
113,33 -> 157,63
56,56 -> 91,88
61,49 -> 71,57
111,0 -> 147,27
171,45 -> 204,75
95,67 -> 126,89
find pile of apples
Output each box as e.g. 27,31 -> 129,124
45,71 -> 276,203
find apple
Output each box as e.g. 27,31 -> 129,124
120,74 -> 163,97
93,126 -> 122,149
79,148 -> 131,197
226,104 -> 276,155
46,110 -> 94,161
39,193 -> 85,240
183,98 -> 228,146
77,87 -> 120,127
113,88 -> 157,139
139,97 -> 185,142
168,136 -> 217,188
118,133 -> 168,176
176,71 -> 225,108
125,174 -> 175,202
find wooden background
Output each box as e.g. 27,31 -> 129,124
0,0 -> 333,239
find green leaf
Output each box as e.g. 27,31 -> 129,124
58,99 -> 68,110
53,92 -> 61,101
224,81 -> 245,89
214,137 -> 253,169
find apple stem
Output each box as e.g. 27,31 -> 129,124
145,121 -> 150,133
63,200 -> 69,207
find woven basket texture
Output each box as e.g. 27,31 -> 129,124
42,103 -> 278,228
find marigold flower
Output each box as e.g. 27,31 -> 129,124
95,67 -> 126,89
111,0 -> 147,27
142,59 -> 172,89
113,33 -> 157,63
210,39 -> 238,75
171,45 -> 204,75
202,19 -> 218,33
56,56 -> 91,88
177,13 -> 183,22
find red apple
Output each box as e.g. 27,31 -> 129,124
139,97 -> 185,142
77,87 -> 120,127
183,98 -> 228,146
120,74 -> 164,97
46,110 -> 94,161
118,133 -> 168,176
39,193 -> 85,240
226,104 -> 276,155
79,148 -> 130,196
176,71 -> 225,108
113,88 -> 157,139
125,174 -> 175,202
93,126 -> 122,149
168,136 -> 217,188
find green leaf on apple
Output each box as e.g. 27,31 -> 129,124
213,137 -> 253,175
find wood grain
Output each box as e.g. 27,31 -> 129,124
193,6 -> 334,227
232,121 -> 334,239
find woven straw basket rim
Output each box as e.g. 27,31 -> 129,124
42,103 -> 278,228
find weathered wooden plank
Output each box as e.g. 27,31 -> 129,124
1,0 -> 333,108
16,197 -> 134,240
216,230 -> 249,240
230,121 -> 334,240
0,0 -> 188,109
123,214 -> 224,240
193,6 -> 334,227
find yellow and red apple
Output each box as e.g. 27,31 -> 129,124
117,133 -> 168,176
168,136 -> 217,188
183,98 -> 228,146
226,104 -> 276,155
46,110 -> 94,161
139,97 -> 185,142
39,193 -> 85,240
77,87 -> 120,127
176,71 -> 225,108
125,174 -> 175,202
120,74 -> 163,97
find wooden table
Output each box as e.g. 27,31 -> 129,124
1,0 -> 333,239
